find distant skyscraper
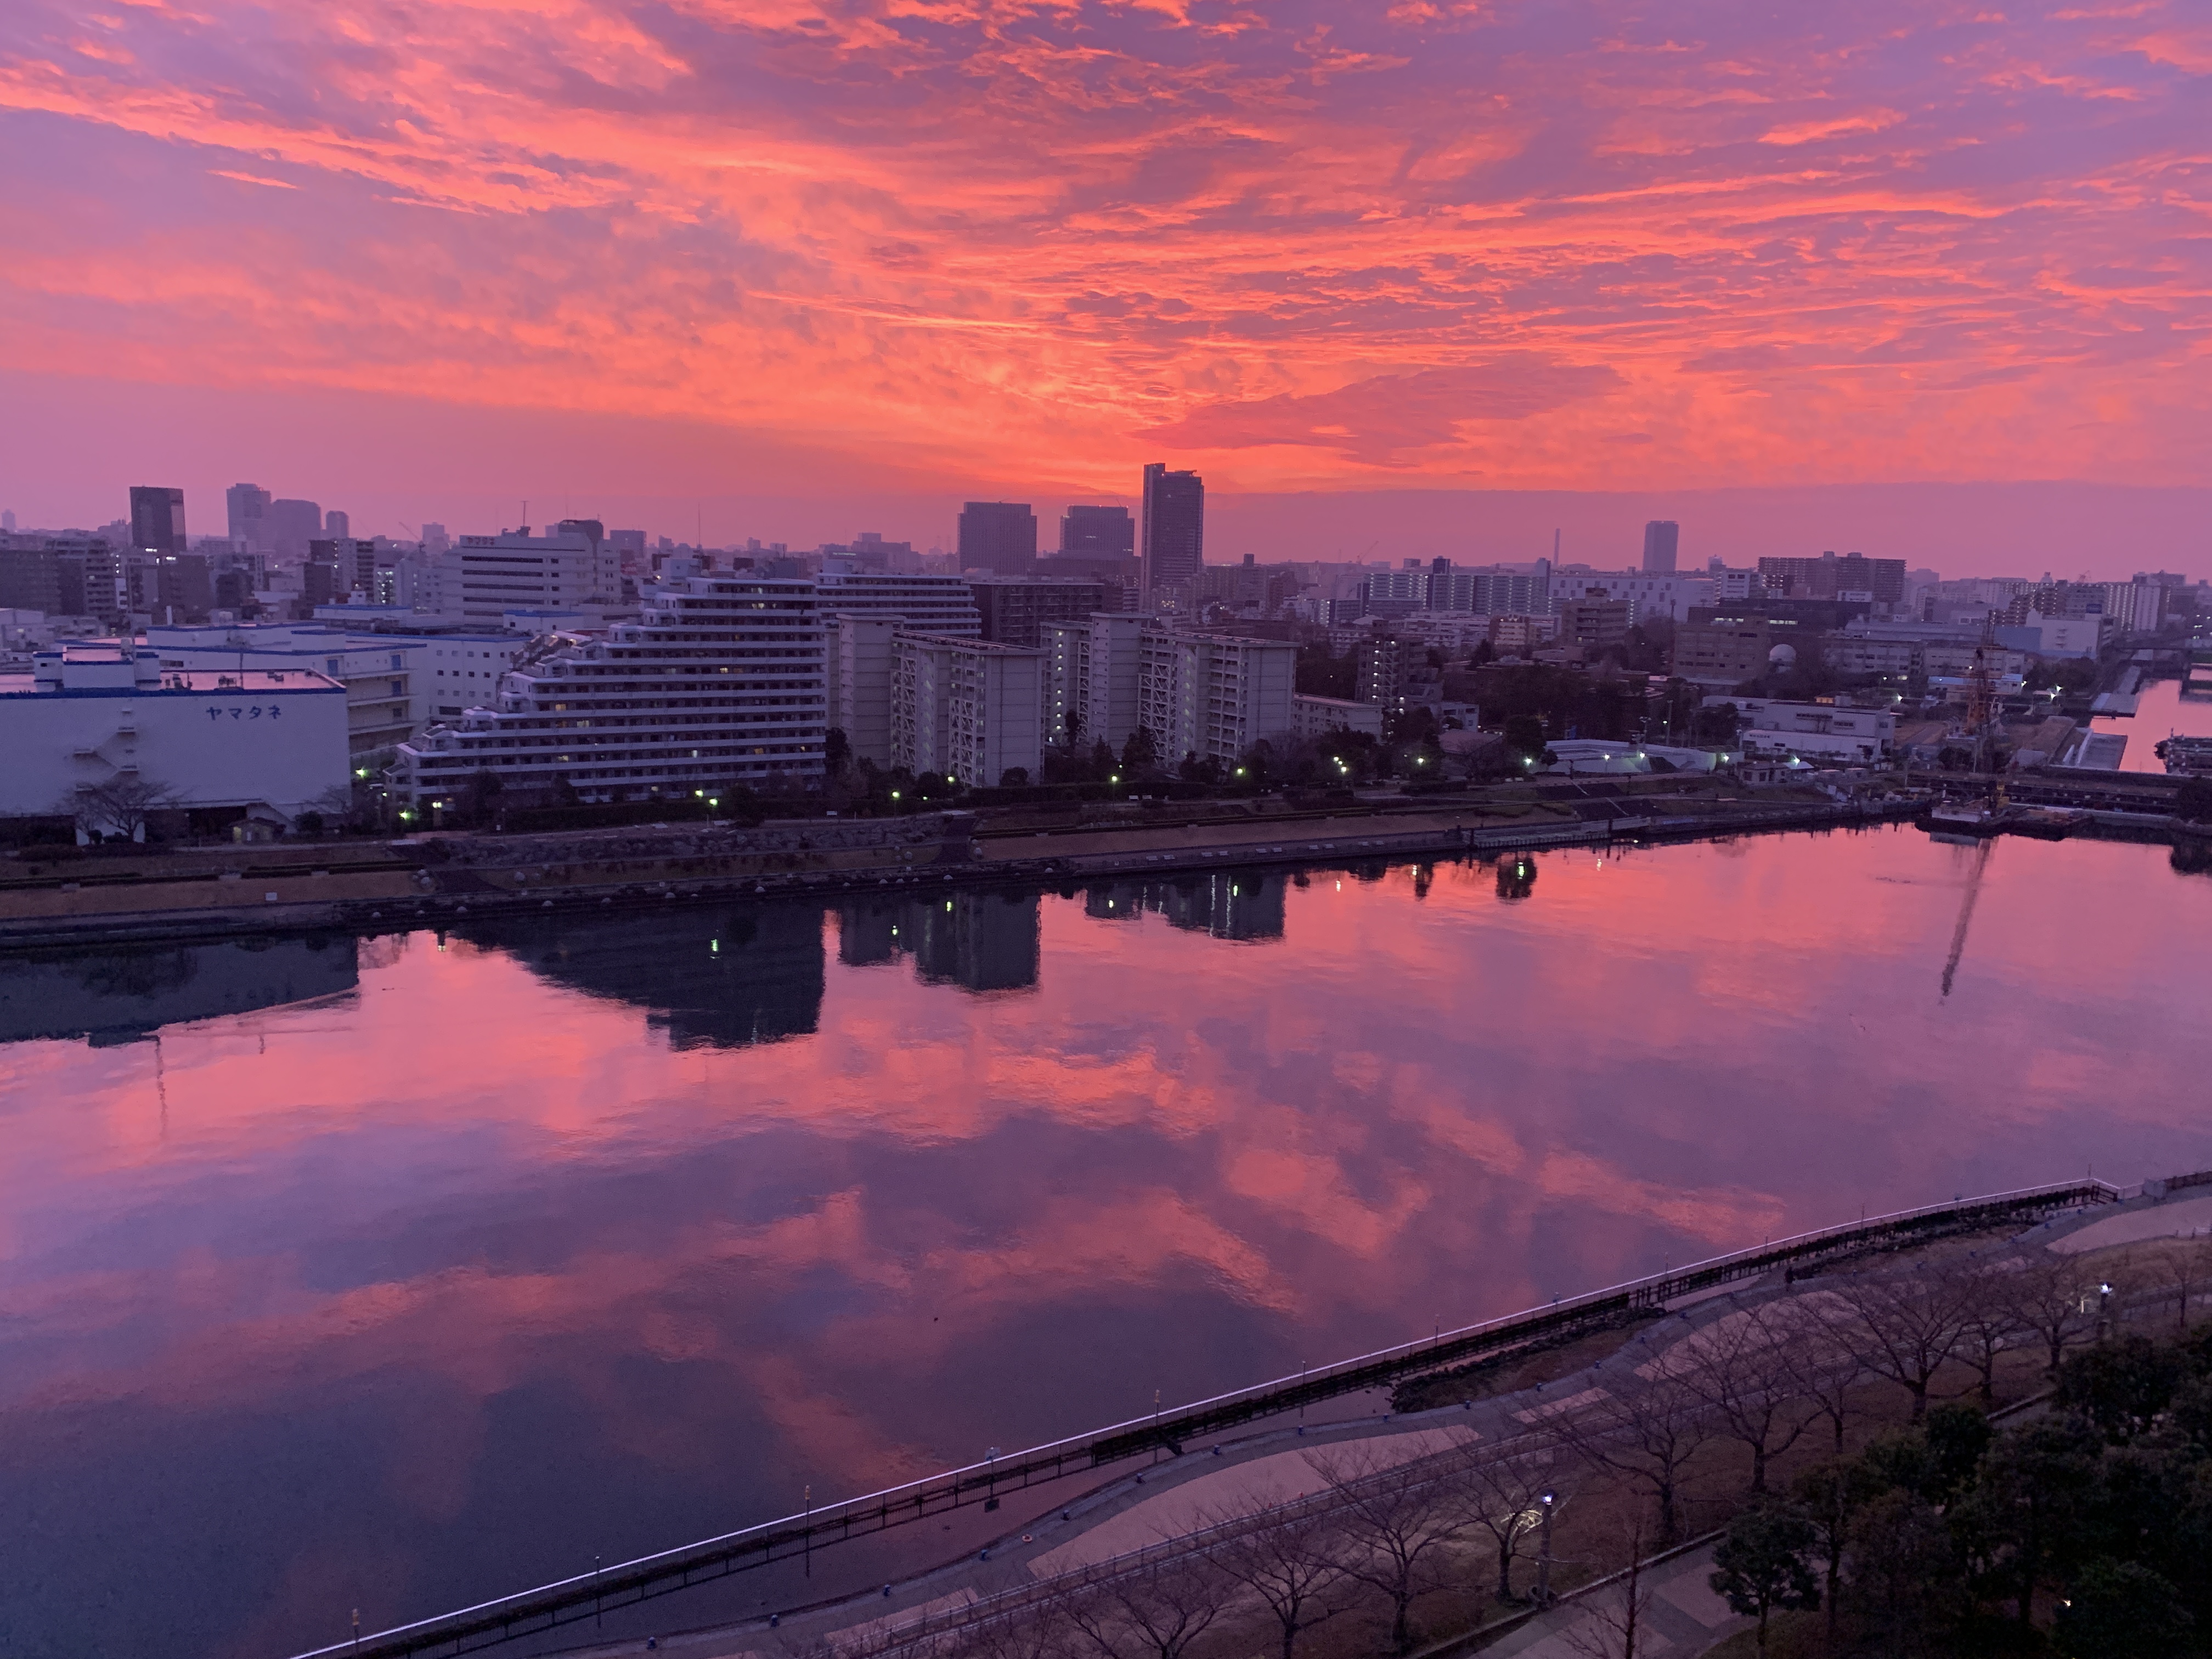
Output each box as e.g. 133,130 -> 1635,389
1140,463 -> 1204,597
1641,520 -> 1679,574
2,510 -> 15,533
420,522 -> 450,555
325,509 -> 349,539
265,499 -> 323,561
226,483 -> 272,548
957,502 -> 1037,574
1059,504 -> 1135,556
128,487 -> 187,556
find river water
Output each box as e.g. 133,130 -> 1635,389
6,825 -> 2212,1659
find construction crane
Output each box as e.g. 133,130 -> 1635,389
1963,613 -> 1997,774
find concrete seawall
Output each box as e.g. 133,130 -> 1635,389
0,797 -> 1921,953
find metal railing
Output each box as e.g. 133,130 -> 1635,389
290,1175 -> 2120,1659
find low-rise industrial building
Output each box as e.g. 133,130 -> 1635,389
1291,694 -> 1384,740
0,645 -> 347,834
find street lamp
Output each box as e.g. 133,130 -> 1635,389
1536,1491 -> 1556,1606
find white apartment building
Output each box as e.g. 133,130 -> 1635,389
1137,631 -> 1298,766
1547,570 -> 1716,623
392,575 -> 823,805
826,614 -> 900,765
1045,613 -> 1148,751
145,622 -> 424,752
0,645 -> 347,830
890,633 -> 1045,786
443,527 -> 620,625
814,566 -> 981,636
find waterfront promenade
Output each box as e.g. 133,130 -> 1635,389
536,1173 -> 2212,1659
291,1175 -> 2131,1659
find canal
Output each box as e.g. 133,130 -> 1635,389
4,824 -> 2211,1658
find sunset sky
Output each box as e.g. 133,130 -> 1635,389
2,0 -> 2207,565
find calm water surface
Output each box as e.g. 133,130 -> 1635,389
2101,673 -> 2212,771
5,826 -> 2212,1659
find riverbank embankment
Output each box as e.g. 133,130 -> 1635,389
0,787 -> 1927,952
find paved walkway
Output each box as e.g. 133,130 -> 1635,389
2050,1192 -> 2212,1252
1479,1541 -> 1745,1658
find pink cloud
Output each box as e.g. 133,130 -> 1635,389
1139,358 -> 1624,463
0,0 -> 2203,517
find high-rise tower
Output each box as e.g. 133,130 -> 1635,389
957,502 -> 1037,574
1140,463 -> 1203,599
128,487 -> 187,555
1641,520 -> 1679,574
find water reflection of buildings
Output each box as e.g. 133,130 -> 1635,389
1082,870 -> 1287,941
0,936 -> 359,1046
466,904 -> 826,1048
837,890 -> 1040,993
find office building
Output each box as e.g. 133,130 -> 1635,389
966,575 -> 1114,647
444,525 -> 621,624
0,546 -> 66,616
1559,595 -> 1632,654
325,509 -> 350,539
815,566 -> 981,634
1487,613 -> 1560,655
957,502 -> 1039,575
1757,552 -> 1906,605
393,574 -> 824,805
890,633 -> 1046,785
129,487 -> 188,556
263,499 -> 324,561
227,483 -> 273,548
0,645 -> 347,832
1641,520 -> 1679,574
1060,505 -> 1136,557
1137,629 -> 1295,765
151,554 -> 213,622
1045,613 -> 1148,751
1140,464 -> 1204,598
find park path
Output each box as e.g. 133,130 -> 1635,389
1472,1539 -> 1745,1658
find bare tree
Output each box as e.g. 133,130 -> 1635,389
942,1592 -> 1078,1659
2002,1251 -> 2105,1375
1207,1508 -> 1357,1659
61,776 -> 178,843
1950,1256 -> 2024,1408
1830,1257 -> 1977,1421
1451,1443 -> 1559,1604
1558,1514 -> 1657,1659
1669,1302 -> 1815,1492
1771,1294 -> 1866,1454
1553,1364 -> 1716,1544
1062,1556 -> 1228,1659
2145,1236 -> 2212,1338
1311,1443 -> 1469,1653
